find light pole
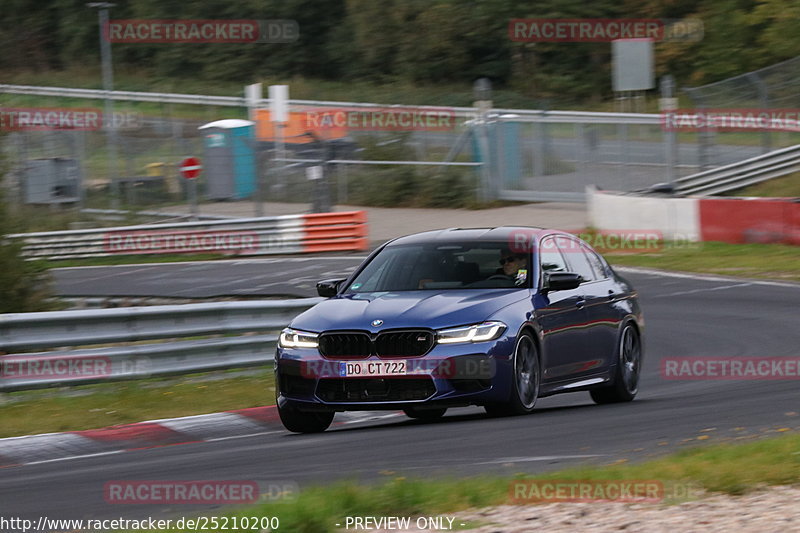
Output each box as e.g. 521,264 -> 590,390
87,2 -> 120,208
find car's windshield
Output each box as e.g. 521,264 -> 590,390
346,242 -> 530,292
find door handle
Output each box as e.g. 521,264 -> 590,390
607,290 -> 616,301
576,299 -> 586,309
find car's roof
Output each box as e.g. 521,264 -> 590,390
386,226 -> 568,247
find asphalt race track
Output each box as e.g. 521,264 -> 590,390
53,257 -> 367,299
5,262 -> 800,522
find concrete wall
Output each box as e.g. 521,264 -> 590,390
587,186 -> 799,245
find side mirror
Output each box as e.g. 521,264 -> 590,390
544,272 -> 583,292
316,278 -> 346,298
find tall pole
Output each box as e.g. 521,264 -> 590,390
660,75 -> 678,186
88,3 -> 120,208
473,78 -> 493,202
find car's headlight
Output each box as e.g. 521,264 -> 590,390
436,321 -> 506,344
279,328 -> 319,349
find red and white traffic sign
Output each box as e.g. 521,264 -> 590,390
179,156 -> 202,179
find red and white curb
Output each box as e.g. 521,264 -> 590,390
0,407 -> 402,468
587,186 -> 800,245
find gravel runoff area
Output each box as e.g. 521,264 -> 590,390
364,485 -> 800,532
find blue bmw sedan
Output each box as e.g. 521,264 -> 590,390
275,227 -> 644,432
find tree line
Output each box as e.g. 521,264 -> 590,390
0,0 -> 798,104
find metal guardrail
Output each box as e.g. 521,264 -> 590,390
0,84 -> 245,107
674,144 -> 800,196
0,299 -> 321,391
0,83 -> 662,124
9,211 -> 368,260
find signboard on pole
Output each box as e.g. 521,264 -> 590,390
612,39 -> 655,91
180,156 -> 202,180
180,156 -> 202,219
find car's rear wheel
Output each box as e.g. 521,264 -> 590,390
277,401 -> 334,433
485,332 -> 540,417
403,407 -> 447,420
590,323 -> 641,404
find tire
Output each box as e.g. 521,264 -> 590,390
277,402 -> 334,433
484,332 -> 540,417
403,407 -> 447,420
590,323 -> 641,404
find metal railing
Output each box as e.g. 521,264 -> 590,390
6,82 -> 753,205
684,56 -> 800,155
0,83 -> 662,123
0,84 -> 245,107
9,210 -> 368,260
0,299 -> 320,391
674,144 -> 800,196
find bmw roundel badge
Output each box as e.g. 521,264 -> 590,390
371,319 -> 384,327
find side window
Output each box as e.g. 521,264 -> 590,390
583,246 -> 609,279
562,238 -> 596,282
539,237 -> 568,276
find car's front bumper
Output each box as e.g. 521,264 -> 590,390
275,340 -> 515,411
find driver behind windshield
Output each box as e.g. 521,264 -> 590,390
497,248 -> 529,286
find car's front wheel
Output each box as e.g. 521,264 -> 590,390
485,332 -> 540,417
590,323 -> 641,404
277,401 -> 334,433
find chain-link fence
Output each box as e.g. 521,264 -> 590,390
2,83 -> 795,217
0,106 -> 213,210
684,55 -> 800,165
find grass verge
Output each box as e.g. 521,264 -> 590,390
0,367 -> 275,438
725,171 -> 800,197
183,431 -> 800,533
606,241 -> 800,282
45,253 -> 227,269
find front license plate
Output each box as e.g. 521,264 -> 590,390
339,361 -> 407,377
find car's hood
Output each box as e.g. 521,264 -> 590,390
291,289 -> 529,332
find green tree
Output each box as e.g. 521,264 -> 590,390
0,159 -> 53,314
748,0 -> 800,61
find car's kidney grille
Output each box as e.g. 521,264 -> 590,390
375,331 -> 434,357
318,330 -> 434,358
319,332 -> 372,358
